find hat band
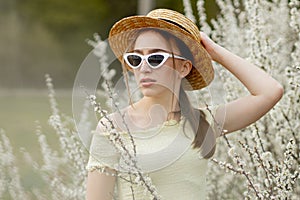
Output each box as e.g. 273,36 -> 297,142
159,18 -> 191,34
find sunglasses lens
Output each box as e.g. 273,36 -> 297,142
127,55 -> 142,67
148,54 -> 165,67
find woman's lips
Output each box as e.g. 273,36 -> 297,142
140,78 -> 156,87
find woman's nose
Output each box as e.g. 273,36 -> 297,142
139,59 -> 152,72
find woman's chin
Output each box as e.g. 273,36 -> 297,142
141,90 -> 158,97
140,87 -> 161,97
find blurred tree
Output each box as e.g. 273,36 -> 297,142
16,0 -> 217,41
17,0 -> 137,40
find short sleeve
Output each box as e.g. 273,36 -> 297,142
204,104 -> 228,136
86,131 -> 120,172
197,105 -> 224,158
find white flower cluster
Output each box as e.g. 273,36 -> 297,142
194,0 -> 300,199
0,129 -> 29,199
0,75 -> 90,199
87,33 -> 117,108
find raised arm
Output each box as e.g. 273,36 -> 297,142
200,32 -> 284,134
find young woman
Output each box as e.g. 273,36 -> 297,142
86,9 -> 283,200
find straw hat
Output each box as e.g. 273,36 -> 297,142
108,8 -> 214,90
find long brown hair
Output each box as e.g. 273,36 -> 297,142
178,86 -> 216,158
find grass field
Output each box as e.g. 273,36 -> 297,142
0,89 -> 74,194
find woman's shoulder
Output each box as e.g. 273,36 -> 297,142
96,106 -> 131,134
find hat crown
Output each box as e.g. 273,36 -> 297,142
108,8 -> 214,90
146,9 -> 201,42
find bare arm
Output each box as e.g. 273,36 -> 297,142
86,169 -> 116,200
200,32 -> 284,134
86,118 -> 118,200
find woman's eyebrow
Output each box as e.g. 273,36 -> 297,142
132,48 -> 170,54
149,49 -> 169,53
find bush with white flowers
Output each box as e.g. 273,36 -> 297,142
0,0 -> 299,199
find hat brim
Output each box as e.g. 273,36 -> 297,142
109,16 -> 214,90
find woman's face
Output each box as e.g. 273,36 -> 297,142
131,30 -> 185,98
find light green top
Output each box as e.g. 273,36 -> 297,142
87,109 -> 216,199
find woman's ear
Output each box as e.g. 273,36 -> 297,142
180,60 -> 193,78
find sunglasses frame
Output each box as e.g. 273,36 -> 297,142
123,52 -> 187,69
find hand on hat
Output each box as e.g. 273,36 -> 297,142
200,32 -> 221,63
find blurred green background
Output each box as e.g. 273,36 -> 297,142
0,0 -> 218,194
